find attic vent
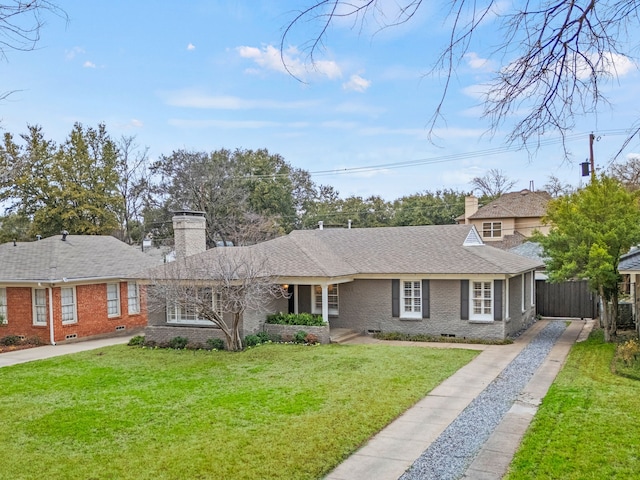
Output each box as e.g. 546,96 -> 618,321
463,227 -> 484,246
115,325 -> 125,331
65,333 -> 77,340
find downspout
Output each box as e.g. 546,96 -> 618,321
48,286 -> 56,345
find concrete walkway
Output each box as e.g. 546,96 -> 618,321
327,319 -> 590,480
0,335 -> 134,368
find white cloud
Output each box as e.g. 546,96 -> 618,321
65,47 -> 85,60
343,74 -> 371,92
236,44 -> 342,80
162,89 -> 320,110
83,61 -> 96,68
464,52 -> 495,71
187,43 -> 196,51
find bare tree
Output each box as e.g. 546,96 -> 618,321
115,136 -> 151,244
148,248 -> 288,351
0,1 -> 64,59
282,1 -> 640,151
469,168 -> 516,198
609,155 -> 640,191
544,174 -> 575,197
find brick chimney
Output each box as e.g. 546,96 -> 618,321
172,210 -> 206,259
464,195 -> 479,224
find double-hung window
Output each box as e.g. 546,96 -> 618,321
167,287 -> 217,325
0,287 -> 7,325
107,283 -> 121,317
401,280 -> 422,319
127,282 -> 140,314
482,222 -> 502,238
61,287 -> 77,324
471,281 -> 493,321
33,288 -> 47,325
312,284 -> 339,315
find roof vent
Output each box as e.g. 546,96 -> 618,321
463,226 -> 484,246
61,230 -> 69,241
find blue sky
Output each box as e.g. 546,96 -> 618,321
2,1 -> 640,200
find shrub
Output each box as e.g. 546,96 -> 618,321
24,336 -> 43,346
244,334 -> 261,347
128,335 -> 145,347
618,338 -> 640,366
266,312 -> 325,326
1,335 -> 22,346
304,333 -> 319,345
294,330 -> 308,344
256,331 -> 271,343
206,338 -> 225,350
168,336 -> 189,350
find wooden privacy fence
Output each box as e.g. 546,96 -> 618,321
535,280 -> 598,319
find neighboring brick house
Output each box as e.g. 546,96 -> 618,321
146,214 -> 542,344
458,189 -> 551,249
0,234 -> 158,344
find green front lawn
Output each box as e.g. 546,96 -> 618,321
0,343 -> 478,480
506,330 -> 640,479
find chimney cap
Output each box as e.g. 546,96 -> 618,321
172,210 -> 206,217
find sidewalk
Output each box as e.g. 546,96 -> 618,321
0,335 -> 134,368
326,319 -> 589,480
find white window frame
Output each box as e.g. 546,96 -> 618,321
167,287 -> 216,325
107,283 -> 121,317
470,280 -> 493,322
312,284 -> 339,316
401,280 -> 422,319
0,287 -> 7,325
482,221 -> 502,238
127,282 -> 140,314
61,286 -> 78,324
32,288 -> 47,325
521,273 -> 526,312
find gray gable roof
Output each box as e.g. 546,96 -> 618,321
469,189 -> 551,220
0,235 -> 160,283
157,224 -> 542,281
619,248 -> 640,273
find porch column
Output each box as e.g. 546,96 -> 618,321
294,285 -> 299,314
321,284 -> 329,324
505,278 -> 510,320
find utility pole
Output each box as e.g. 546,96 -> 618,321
589,133 -> 595,181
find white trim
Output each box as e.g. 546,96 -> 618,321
521,273 -> 525,312
32,288 -> 47,325
530,270 -> 535,306
61,286 -> 78,324
400,279 -> 422,319
505,278 -> 510,320
127,282 -> 140,314
107,283 -> 121,317
470,280 -> 493,322
0,287 -> 7,325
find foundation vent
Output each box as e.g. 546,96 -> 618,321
65,333 -> 77,340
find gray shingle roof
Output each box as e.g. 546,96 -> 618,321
619,248 -> 640,272
156,224 -> 542,280
469,190 -> 551,220
0,235 -> 160,283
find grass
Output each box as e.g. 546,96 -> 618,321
0,343 -> 478,480
505,329 -> 640,479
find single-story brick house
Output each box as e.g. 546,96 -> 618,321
145,213 -> 542,344
0,234 -> 158,344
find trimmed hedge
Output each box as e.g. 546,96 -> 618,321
266,312 -> 326,327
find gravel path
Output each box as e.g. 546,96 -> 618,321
399,320 -> 567,480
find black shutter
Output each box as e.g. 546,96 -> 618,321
494,279 -> 503,321
422,279 -> 430,319
460,280 -> 469,320
392,279 -> 400,317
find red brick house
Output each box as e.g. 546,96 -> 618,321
0,234 -> 158,344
